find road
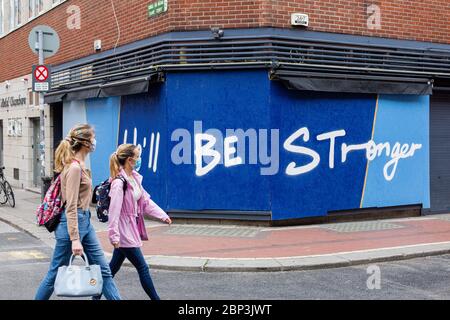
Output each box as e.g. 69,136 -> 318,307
0,220 -> 449,300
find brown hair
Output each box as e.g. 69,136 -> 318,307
110,144 -> 138,178
54,124 -> 95,173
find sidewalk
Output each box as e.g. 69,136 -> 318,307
2,189 -> 450,272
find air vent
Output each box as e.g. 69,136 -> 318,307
48,33 -> 450,92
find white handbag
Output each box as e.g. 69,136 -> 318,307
54,253 -> 103,297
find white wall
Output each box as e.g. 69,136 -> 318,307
0,74 -> 53,189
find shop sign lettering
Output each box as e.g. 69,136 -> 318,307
0,95 -> 27,108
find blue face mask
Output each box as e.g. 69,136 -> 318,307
90,139 -> 97,152
134,157 -> 142,172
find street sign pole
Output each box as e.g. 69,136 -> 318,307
29,25 -> 59,199
38,30 -> 46,197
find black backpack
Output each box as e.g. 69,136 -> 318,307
92,175 -> 127,223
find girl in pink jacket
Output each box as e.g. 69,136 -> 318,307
95,143 -> 171,300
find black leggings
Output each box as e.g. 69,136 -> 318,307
94,247 -> 160,300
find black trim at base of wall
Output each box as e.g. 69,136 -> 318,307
165,204 -> 423,227
168,217 -> 272,227
271,204 -> 422,227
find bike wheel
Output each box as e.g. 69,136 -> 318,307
4,182 -> 15,208
0,183 -> 7,205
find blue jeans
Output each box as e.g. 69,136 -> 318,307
35,209 -> 121,300
94,247 -> 160,300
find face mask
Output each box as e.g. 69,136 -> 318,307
134,157 -> 142,172
90,139 -> 97,152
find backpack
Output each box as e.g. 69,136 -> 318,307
36,160 -> 82,233
92,175 -> 128,223
36,174 -> 65,232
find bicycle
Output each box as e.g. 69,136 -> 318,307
0,167 -> 15,208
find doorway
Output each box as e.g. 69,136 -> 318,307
32,118 -> 42,187
430,93 -> 450,213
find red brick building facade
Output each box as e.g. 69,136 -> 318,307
1,0 -> 449,82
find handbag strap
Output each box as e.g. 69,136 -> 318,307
69,253 -> 89,267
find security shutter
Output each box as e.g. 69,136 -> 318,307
430,93 -> 450,213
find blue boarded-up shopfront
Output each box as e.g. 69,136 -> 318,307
60,69 -> 430,222
47,28 -> 450,223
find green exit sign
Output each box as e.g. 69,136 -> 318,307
148,0 -> 168,18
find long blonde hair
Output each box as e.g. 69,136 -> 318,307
110,144 -> 138,178
54,124 -> 95,173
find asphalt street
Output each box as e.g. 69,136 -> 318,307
0,220 -> 449,300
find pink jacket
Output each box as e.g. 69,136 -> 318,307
108,168 -> 170,248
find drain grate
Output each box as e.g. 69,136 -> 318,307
320,221 -> 404,233
162,226 -> 259,238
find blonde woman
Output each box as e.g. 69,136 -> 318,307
94,144 -> 171,300
35,124 -> 121,300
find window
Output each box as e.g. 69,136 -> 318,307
9,0 -> 14,30
28,89 -> 33,105
8,119 -> 14,136
15,119 -> 23,136
15,0 -> 21,26
36,0 -> 42,13
8,118 -> 23,137
28,0 -> 33,19
9,0 -> 20,28
0,0 -> 4,35
1,0 -> 64,34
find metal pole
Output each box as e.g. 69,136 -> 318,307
38,30 -> 47,198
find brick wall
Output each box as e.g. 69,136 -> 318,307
1,0 -> 449,82
265,0 -> 450,42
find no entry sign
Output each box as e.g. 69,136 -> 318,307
32,65 -> 51,92
35,65 -> 49,81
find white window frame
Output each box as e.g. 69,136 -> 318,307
9,0 -> 14,30
36,0 -> 42,14
0,0 -> 4,35
8,120 -> 12,136
28,0 -> 34,20
14,0 -> 21,27
8,119 -> 15,136
16,118 -> 23,136
8,118 -> 23,137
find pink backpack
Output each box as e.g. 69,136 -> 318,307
36,175 -> 65,232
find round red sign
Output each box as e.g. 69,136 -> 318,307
35,65 -> 49,82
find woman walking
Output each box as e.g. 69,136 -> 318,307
35,124 -> 121,300
95,144 -> 171,300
